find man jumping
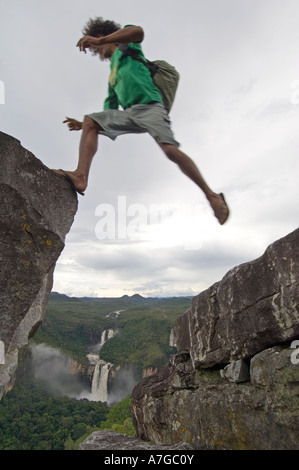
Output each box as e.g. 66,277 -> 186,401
54,17 -> 229,225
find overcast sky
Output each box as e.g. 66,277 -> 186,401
1,0 -> 298,298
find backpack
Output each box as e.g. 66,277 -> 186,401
119,45 -> 180,113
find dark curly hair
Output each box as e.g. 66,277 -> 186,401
82,17 -> 121,37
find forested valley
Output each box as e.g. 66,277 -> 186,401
0,293 -> 191,450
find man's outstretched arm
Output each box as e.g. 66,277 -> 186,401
77,25 -> 144,52
99,25 -> 144,44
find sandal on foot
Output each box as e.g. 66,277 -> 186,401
215,193 -> 229,225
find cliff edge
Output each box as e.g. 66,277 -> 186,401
132,229 -> 299,450
0,132 -> 77,399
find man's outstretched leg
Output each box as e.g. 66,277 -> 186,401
53,116 -> 101,194
159,143 -> 229,225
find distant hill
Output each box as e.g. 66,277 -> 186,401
34,293 -> 192,375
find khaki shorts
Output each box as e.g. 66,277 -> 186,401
87,102 -> 179,147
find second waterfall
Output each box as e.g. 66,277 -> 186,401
87,329 -> 115,403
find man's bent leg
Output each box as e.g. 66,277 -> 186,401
159,143 -> 229,225
55,116 -> 101,193
76,116 -> 101,190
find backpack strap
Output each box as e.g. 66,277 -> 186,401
118,44 -> 159,77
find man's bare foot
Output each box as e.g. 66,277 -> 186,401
208,193 -> 230,225
52,169 -> 87,196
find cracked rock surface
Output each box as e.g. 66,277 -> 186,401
78,430 -> 193,450
132,229 -> 299,450
0,132 -> 77,399
175,228 -> 299,367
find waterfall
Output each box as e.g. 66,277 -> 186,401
91,362 -> 100,394
98,330 -> 106,350
97,361 -> 111,403
89,328 -> 115,354
87,329 -> 116,402
91,359 -> 112,402
99,328 -> 114,350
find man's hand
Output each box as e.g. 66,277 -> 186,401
76,35 -> 103,53
63,117 -> 82,131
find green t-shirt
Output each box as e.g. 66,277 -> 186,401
104,41 -> 163,110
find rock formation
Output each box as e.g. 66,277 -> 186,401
132,229 -> 299,450
175,228 -> 299,368
78,430 -> 193,450
0,132 -> 77,399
